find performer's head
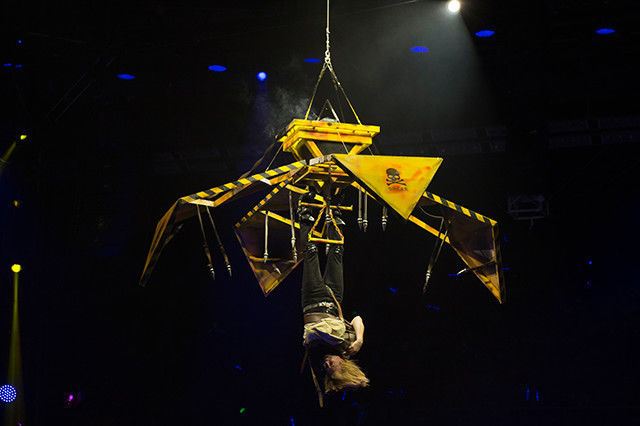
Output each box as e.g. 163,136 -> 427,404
323,355 -> 370,392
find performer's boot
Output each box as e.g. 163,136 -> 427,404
330,188 -> 346,227
297,188 -> 318,225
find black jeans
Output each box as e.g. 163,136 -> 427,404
300,221 -> 344,310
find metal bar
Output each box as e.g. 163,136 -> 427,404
263,210 -> 269,263
195,206 -> 215,280
289,190 -> 298,263
205,207 -> 232,277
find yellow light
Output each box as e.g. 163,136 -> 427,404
13,200 -> 20,207
19,134 -> 28,141
11,264 -> 21,273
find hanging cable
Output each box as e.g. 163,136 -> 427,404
304,0 -> 362,124
195,205 -> 215,280
205,207 -> 232,277
264,143 -> 283,172
423,219 -> 450,294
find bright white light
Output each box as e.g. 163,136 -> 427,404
448,1 -> 461,13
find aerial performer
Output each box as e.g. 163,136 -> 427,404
297,188 -> 369,407
138,0 -> 505,410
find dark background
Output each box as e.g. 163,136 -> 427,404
1,0 -> 639,424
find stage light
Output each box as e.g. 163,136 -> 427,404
235,365 -> 242,371
15,64 -> 23,68
475,30 -> 495,38
256,71 -> 267,81
0,384 -> 17,403
18,40 -> 22,44
447,1 -> 461,13
208,65 -> 227,72
239,407 -> 246,414
596,28 -> 615,35
410,46 -> 429,53
304,58 -> 321,63
3,63 -> 12,67
388,287 -> 397,293
11,264 -> 21,273
19,134 -> 27,141
117,74 -> 135,80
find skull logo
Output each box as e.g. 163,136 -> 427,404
386,168 -> 406,186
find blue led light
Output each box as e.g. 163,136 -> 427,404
596,28 -> 615,35
256,71 -> 267,81
117,74 -> 135,80
0,385 -> 17,403
410,46 -> 429,53
18,40 -> 22,44
235,365 -> 242,371
475,30 -> 495,38
208,65 -> 227,72
3,64 -> 12,67
15,64 -> 23,68
388,287 -> 397,293
304,58 -> 321,63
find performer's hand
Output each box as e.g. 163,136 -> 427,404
347,339 -> 363,356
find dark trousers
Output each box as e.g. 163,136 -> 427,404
300,221 -> 344,309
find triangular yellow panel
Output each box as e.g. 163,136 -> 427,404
334,154 -> 443,219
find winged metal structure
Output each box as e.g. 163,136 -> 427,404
140,118 -> 506,304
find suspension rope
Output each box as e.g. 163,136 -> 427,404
304,0 -> 362,124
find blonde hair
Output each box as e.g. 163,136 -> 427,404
324,359 -> 370,393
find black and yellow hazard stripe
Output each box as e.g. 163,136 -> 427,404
235,181 -> 289,227
180,161 -> 306,203
423,191 -> 497,226
140,161 -> 306,286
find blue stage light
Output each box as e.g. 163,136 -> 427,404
18,40 -> 22,44
388,287 -> 398,293
0,385 -> 17,403
117,74 -> 135,80
3,64 -> 12,67
256,71 -> 267,81
475,30 -> 495,38
208,65 -> 227,72
304,58 -> 321,63
410,46 -> 429,53
596,28 -> 615,35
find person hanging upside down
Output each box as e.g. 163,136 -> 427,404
298,190 -> 369,405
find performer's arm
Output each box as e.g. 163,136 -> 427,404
347,316 -> 364,355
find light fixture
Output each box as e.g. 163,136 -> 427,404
447,0 -> 461,13
0,385 -> 17,403
256,71 -> 267,82
475,30 -> 495,38
208,65 -> 227,72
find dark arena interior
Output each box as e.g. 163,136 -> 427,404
1,1 -> 639,425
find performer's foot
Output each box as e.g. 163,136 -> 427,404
297,189 -> 317,225
331,189 -> 346,227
